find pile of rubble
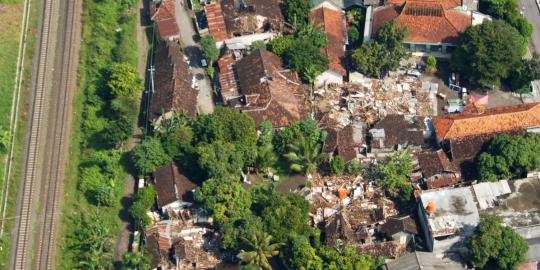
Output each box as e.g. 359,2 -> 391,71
315,74 -> 437,127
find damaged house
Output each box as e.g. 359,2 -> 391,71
150,42 -> 198,123
218,49 -> 308,127
203,0 -> 285,48
416,149 -> 461,189
322,121 -> 367,164
153,162 -> 198,214
368,114 -> 427,153
150,0 -> 180,40
308,2 -> 347,88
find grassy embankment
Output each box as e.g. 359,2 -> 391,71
55,0 -> 139,268
0,0 -> 38,267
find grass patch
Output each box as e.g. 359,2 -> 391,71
0,0 -> 38,267
55,0 -> 140,268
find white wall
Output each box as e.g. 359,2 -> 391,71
314,70 -> 344,88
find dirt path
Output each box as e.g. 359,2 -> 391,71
112,0 -> 150,268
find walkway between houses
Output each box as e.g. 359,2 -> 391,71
175,0 -> 214,114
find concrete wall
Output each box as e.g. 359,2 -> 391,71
315,70 -> 344,88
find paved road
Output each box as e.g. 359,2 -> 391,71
518,0 -> 540,100
8,0 -> 80,269
175,0 -> 214,114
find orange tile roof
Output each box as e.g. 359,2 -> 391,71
151,0 -> 179,38
204,1 -> 229,42
217,51 -> 239,102
433,102 -> 540,140
308,6 -> 347,76
372,0 -> 472,44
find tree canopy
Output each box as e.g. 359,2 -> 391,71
282,0 -> 311,26
131,137 -> 171,176
200,35 -> 219,64
195,177 -> 252,224
467,215 -> 528,269
351,21 -> 408,77
106,63 -> 142,98
378,150 -> 413,204
450,20 -> 525,88
508,54 -> 540,94
477,133 -> 540,181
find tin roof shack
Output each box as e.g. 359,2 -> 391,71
153,162 -> 199,214
416,150 -> 461,189
203,0 -> 286,47
150,0 -> 180,40
145,219 -> 221,270
223,49 -> 308,127
385,251 -> 465,270
417,186 -> 480,253
150,42 -> 198,123
368,115 -> 427,154
322,122 -> 367,164
379,215 -> 418,245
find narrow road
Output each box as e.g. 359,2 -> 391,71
8,0 -> 81,268
518,0 -> 540,99
175,0 -> 214,114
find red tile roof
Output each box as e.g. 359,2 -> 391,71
372,0 -> 472,44
151,0 -> 179,39
204,1 -> 229,42
217,51 -> 239,102
433,102 -> 540,140
309,6 -> 347,76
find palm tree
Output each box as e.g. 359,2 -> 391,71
238,231 -> 284,270
283,135 -> 322,175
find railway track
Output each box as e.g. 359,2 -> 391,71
9,0 -> 79,269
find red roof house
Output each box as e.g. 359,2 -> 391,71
151,0 -> 180,40
372,0 -> 472,45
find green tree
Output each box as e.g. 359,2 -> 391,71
195,177 -> 252,224
220,215 -> 264,251
348,27 -> 361,48
509,54 -> 540,94
204,66 -> 215,77
351,41 -> 389,77
317,246 -> 376,270
122,251 -> 150,270
346,160 -> 363,175
297,22 -> 327,48
238,231 -> 284,270
196,141 -> 244,179
72,210 -> 114,269
285,235 -> 324,270
94,183 -> 115,206
426,56 -> 437,68
128,186 -> 156,226
268,35 -> 295,56
330,156 -> 345,175
375,21 -> 408,51
468,215 -> 528,269
283,135 -> 323,175
282,0 -> 311,26
255,190 -> 311,242
131,137 -> 171,176
256,121 -> 277,170
273,119 -> 325,155
107,63 -> 142,98
477,133 -> 540,181
201,35 -> 219,64
451,20 -> 525,88
284,39 -> 329,82
251,40 -> 266,51
378,150 -> 413,203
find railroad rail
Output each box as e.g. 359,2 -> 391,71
9,0 -> 79,269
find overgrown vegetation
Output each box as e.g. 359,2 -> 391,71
477,133 -> 540,182
57,0 -> 140,268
